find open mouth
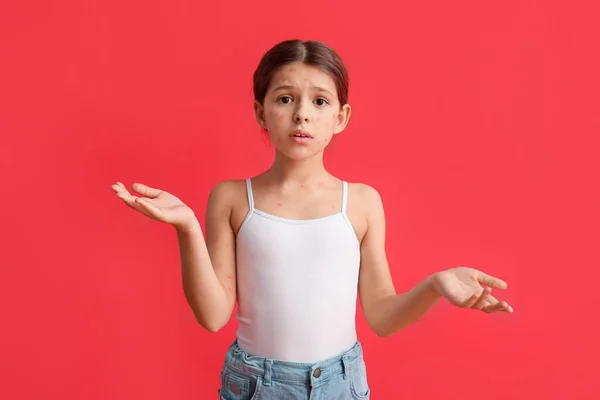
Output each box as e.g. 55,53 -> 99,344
291,131 -> 312,138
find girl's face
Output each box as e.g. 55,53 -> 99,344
255,62 -> 351,161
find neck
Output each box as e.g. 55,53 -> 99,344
267,151 -> 331,186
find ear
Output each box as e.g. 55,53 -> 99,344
254,100 -> 267,130
333,103 -> 352,135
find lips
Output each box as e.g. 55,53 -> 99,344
290,130 -> 312,139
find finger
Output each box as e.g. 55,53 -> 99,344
477,272 -> 508,290
112,183 -> 158,219
462,292 -> 480,308
132,183 -> 162,199
117,192 -> 142,212
135,197 -> 162,219
483,300 -> 513,314
114,188 -> 148,213
115,188 -> 138,206
482,302 -> 503,313
111,182 -> 125,194
471,287 -> 492,310
487,293 -> 499,303
112,182 -> 132,197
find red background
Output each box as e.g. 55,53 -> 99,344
1,1 -> 598,399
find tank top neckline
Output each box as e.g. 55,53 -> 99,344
245,178 -> 348,224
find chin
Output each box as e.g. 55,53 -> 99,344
278,146 -> 323,161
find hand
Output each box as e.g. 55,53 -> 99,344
433,267 -> 513,314
111,182 -> 197,231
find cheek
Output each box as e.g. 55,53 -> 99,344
331,112 -> 339,125
266,109 -> 288,124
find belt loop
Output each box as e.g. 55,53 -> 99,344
263,359 -> 273,386
342,355 -> 350,380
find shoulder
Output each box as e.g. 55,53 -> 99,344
347,181 -> 384,211
207,179 -> 247,210
210,178 -> 247,196
342,181 -> 385,242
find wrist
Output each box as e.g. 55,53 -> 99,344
174,217 -> 202,236
426,272 -> 444,297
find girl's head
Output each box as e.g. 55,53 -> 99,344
253,40 -> 351,161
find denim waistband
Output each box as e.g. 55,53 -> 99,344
223,339 -> 365,387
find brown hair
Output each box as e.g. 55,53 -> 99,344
253,40 -> 349,106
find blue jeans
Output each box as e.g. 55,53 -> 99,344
218,339 -> 371,399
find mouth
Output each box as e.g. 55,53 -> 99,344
290,130 -> 312,139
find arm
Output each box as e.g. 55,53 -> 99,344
177,181 -> 237,332
358,185 -> 513,338
357,185 -> 441,337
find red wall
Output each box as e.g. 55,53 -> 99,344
1,1 -> 598,399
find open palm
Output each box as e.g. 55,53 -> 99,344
435,267 -> 513,314
111,182 -> 196,230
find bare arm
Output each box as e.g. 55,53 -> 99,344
358,185 -> 513,337
112,180 -> 238,332
357,185 -> 442,337
177,181 -> 237,332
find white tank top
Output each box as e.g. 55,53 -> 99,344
234,178 -> 361,363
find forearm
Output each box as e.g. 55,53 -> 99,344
175,219 -> 230,332
370,273 -> 442,337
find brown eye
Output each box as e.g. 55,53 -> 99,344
278,96 -> 292,104
315,98 -> 328,106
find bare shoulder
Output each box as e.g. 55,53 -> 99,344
345,181 -> 384,242
206,179 -> 247,209
347,182 -> 384,215
207,178 -> 250,235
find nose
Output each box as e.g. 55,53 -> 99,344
293,99 -> 310,123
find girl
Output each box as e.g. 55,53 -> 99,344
111,39 -> 513,400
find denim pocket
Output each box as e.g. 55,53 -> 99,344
349,359 -> 370,399
219,367 -> 262,400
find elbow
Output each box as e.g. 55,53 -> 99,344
195,315 -> 227,333
203,323 -> 223,333
368,318 -> 403,338
373,326 -> 394,338
185,295 -> 232,333
367,320 -> 390,338
197,319 -> 224,333
192,306 -> 230,333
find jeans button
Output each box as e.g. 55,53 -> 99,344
313,368 -> 321,378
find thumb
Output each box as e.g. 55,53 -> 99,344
477,271 -> 508,290
132,183 -> 162,198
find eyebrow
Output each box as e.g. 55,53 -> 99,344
270,85 -> 335,97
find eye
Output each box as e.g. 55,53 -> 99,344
315,98 -> 329,106
277,96 -> 293,104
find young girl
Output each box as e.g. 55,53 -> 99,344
111,39 -> 513,399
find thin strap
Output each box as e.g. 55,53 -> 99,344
245,178 -> 255,210
341,181 -> 348,214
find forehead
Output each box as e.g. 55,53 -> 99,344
268,62 -> 337,92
